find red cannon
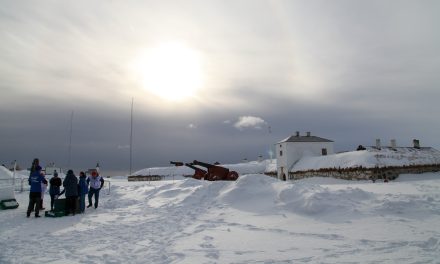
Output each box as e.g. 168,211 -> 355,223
184,163 -> 208,180
170,161 -> 207,179
192,160 -> 239,181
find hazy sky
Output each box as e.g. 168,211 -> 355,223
1,0 -> 439,175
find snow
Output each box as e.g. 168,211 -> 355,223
1,171 -> 440,263
132,159 -> 276,177
293,147 -> 440,172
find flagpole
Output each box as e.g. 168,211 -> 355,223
67,110 -> 74,168
129,98 -> 134,175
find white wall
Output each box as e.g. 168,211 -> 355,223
0,166 -> 15,201
276,141 -> 334,180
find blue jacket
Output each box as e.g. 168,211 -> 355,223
28,166 -> 46,192
78,175 -> 88,195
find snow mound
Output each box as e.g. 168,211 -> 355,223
218,174 -> 279,213
279,182 -> 374,221
224,160 -> 275,174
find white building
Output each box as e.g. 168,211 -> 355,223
275,131 -> 334,180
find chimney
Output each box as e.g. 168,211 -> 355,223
413,139 -> 420,149
390,139 -> 396,148
306,132 -> 311,137
295,131 -> 300,137
376,139 -> 381,149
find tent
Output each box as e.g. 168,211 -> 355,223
0,166 -> 19,209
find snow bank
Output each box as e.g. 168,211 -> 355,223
2,172 -> 440,263
279,183 -> 374,221
218,174 -> 279,213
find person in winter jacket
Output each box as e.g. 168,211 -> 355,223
49,171 -> 62,211
40,175 -> 48,210
87,171 -> 104,209
63,170 -> 78,215
27,158 -> 47,218
78,171 -> 88,213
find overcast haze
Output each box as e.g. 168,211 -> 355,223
1,1 -> 439,175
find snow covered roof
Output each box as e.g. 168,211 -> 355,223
278,134 -> 333,143
292,147 -> 440,172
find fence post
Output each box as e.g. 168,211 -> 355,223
21,178 -> 25,192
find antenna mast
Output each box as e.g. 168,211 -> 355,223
129,98 -> 134,175
67,110 -> 74,168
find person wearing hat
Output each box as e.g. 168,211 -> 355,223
27,158 -> 47,218
87,170 -> 104,209
63,170 -> 78,215
49,170 -> 62,211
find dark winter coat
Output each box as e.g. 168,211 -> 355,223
28,165 -> 46,192
49,176 -> 62,195
78,175 -> 88,195
63,170 -> 78,197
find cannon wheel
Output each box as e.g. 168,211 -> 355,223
227,171 -> 239,181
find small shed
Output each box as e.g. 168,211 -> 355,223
275,131 -> 334,180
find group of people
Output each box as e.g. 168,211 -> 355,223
27,158 -> 104,218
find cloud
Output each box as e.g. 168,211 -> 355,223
188,123 -> 197,129
233,116 -> 267,130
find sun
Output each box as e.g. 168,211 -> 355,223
136,42 -> 203,101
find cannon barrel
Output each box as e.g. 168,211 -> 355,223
170,161 -> 184,166
185,163 -> 207,180
185,163 -> 207,173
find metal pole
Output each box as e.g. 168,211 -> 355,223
67,111 -> 74,168
12,160 -> 16,188
129,98 -> 134,176
268,125 -> 274,162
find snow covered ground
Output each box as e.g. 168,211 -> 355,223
1,172 -> 440,263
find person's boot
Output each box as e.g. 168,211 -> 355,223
35,214 -> 41,218
87,204 -> 92,208
26,212 -> 30,218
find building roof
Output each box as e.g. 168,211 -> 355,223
278,134 -> 333,143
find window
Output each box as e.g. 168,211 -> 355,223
280,150 -> 283,156
322,148 -> 327,156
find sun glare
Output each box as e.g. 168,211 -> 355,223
136,42 -> 203,101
